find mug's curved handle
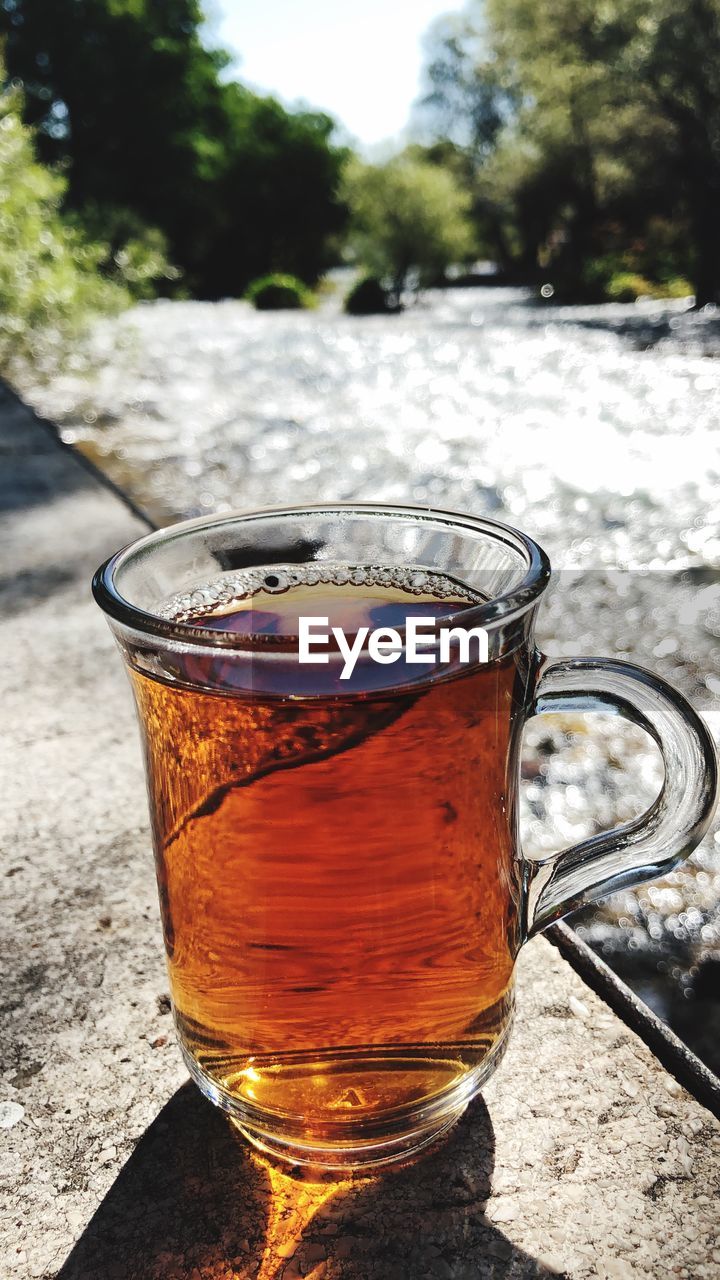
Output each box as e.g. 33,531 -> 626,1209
524,655 -> 718,937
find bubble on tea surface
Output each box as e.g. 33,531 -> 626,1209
157,563 -> 483,627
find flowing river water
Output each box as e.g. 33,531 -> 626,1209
20,282 -> 720,1071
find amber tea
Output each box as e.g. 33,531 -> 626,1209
130,566 -> 523,1151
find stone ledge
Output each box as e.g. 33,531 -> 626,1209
1,382 -> 718,1280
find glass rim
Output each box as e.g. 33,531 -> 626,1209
92,501 -> 551,649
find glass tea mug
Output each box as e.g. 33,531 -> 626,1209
93,504 -> 718,1168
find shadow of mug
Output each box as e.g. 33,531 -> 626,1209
56,1084 -> 560,1279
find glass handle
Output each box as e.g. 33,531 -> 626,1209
524,655 -> 718,937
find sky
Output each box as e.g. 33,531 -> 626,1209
207,0 -> 455,149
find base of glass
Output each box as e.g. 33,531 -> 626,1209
181,1022 -> 512,1171
231,1106 -> 466,1171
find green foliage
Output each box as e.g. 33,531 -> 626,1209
343,274 -> 394,315
5,0 -> 349,299
547,244 -> 695,302
110,227 -> 181,300
342,153 -> 476,303
0,81 -> 127,377
655,276 -> 695,300
72,205 -> 181,300
205,87 -> 349,298
606,272 -> 656,302
605,272 -> 693,302
245,274 -> 314,311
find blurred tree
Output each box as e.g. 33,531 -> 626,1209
415,0 -> 720,302
0,75 -> 126,376
643,0 -> 720,305
485,0 -> 720,299
415,13 -> 514,164
3,0 -> 229,290
203,86 -> 348,297
413,16 -> 518,271
3,0 -> 348,296
343,153 -> 476,305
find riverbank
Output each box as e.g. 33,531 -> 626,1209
1,377 -> 719,1280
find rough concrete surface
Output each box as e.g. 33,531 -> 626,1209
1,381 -> 718,1280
